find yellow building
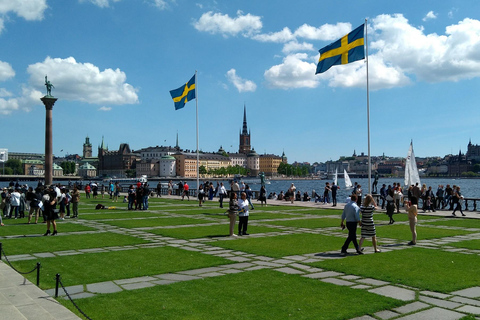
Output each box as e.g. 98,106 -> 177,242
259,154 -> 282,176
174,152 -> 230,178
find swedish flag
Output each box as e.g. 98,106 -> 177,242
170,74 -> 196,110
316,23 -> 365,74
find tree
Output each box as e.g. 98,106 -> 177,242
125,169 -> 136,178
5,159 -> 23,175
60,161 -> 76,175
199,165 -> 207,175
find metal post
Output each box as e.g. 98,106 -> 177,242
55,273 -> 60,298
36,263 -> 41,286
0,242 -> 2,260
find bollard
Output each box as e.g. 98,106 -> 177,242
55,273 -> 60,298
36,263 -> 41,286
0,242 -> 2,260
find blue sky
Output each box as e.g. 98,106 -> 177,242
1,0 -> 480,163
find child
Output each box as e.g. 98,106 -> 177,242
238,192 -> 250,236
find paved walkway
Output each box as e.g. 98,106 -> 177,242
2,196 -> 480,319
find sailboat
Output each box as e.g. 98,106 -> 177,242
333,168 -> 338,186
344,169 -> 353,189
404,141 -> 421,188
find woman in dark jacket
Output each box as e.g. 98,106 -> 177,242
43,187 -> 58,236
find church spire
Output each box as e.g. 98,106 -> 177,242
242,104 -> 248,135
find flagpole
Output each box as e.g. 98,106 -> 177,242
365,18 -> 372,195
195,70 -> 199,193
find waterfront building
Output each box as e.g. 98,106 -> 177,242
83,136 -> 92,158
136,159 -> 159,178
22,160 -> 44,175
78,162 -> 97,178
97,139 -> 140,177
259,154 -> 282,176
247,149 -> 260,176
159,155 -> 176,177
466,139 -> 480,162
8,152 -> 44,161
239,105 -> 251,154
53,163 -> 64,177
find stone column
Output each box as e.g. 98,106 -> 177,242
41,96 -> 58,186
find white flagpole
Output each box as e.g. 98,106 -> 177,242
195,70 -> 200,193
365,19 -> 372,195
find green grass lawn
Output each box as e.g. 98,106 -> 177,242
100,217 -> 216,228
0,221 -> 97,237
147,224 -> 282,239
1,232 -> 150,255
257,217 -> 342,229
376,224 -> 475,241
61,269 -> 405,320
13,246 -> 232,289
446,239 -> 480,250
308,247 -> 480,293
214,233 -> 346,258
422,218 -> 480,229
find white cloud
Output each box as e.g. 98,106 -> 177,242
226,69 -> 257,92
0,0 -> 47,34
0,0 -> 47,20
0,61 -> 15,81
0,97 -> 19,115
264,54 -> 318,89
151,0 -> 167,10
293,22 -> 352,41
99,106 -> 112,111
252,27 -> 294,42
0,88 -> 12,97
193,10 -> 262,37
80,0 -> 120,8
27,56 -> 139,104
372,14 -> 480,83
282,41 -> 314,54
423,11 -> 437,21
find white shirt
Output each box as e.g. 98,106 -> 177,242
238,199 -> 250,216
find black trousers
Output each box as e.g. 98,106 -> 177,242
341,221 -> 359,252
219,194 -> 224,208
238,216 -> 249,234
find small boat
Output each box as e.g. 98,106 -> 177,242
344,169 -> 353,189
103,175 -> 148,186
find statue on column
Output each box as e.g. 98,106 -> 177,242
259,171 -> 266,187
45,75 -> 55,97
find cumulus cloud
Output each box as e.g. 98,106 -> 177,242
264,54 -> 318,89
0,97 -> 19,115
0,0 -> 47,34
27,56 -> 139,104
150,0 -> 167,10
372,14 -> 480,83
293,22 -> 352,41
282,41 -> 314,54
0,61 -> 15,81
226,69 -> 257,92
80,0 -> 120,8
423,11 -> 437,21
193,10 -> 262,37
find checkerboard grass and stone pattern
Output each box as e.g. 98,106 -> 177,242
3,196 -> 480,320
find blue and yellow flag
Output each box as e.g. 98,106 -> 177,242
315,24 -> 365,74
170,74 -> 196,110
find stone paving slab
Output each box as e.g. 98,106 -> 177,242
114,276 -> 158,285
226,256 -> 251,262
302,271 -> 344,279
121,281 -> 156,291
274,267 -> 304,275
369,285 -> 416,301
394,307 -> 464,320
420,290 -> 452,299
375,310 -> 400,320
178,267 -> 225,275
456,305 -> 480,315
450,295 -> 480,307
357,278 -> 389,286
350,316 -> 376,320
321,278 -> 355,286
86,281 -> 123,294
451,286 -> 480,298
33,252 -> 56,258
393,301 -> 431,314
419,295 -> 463,309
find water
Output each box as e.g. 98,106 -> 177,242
2,177 -> 479,199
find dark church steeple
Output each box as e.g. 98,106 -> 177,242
239,104 -> 251,154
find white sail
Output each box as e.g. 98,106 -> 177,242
344,169 -> 353,189
404,141 -> 421,187
334,168 -> 338,186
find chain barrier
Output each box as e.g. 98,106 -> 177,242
56,274 -> 93,320
0,243 -> 41,286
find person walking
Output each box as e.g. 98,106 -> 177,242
452,186 -> 466,216
245,184 -> 254,210
218,182 -> 227,208
331,182 -> 339,206
358,195 -> 381,253
340,194 -> 363,255
238,192 -> 250,236
258,185 -> 267,207
198,184 -> 205,207
42,186 -> 58,236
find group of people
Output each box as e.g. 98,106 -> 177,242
340,192 -> 419,254
0,183 -> 81,236
127,182 -> 151,210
